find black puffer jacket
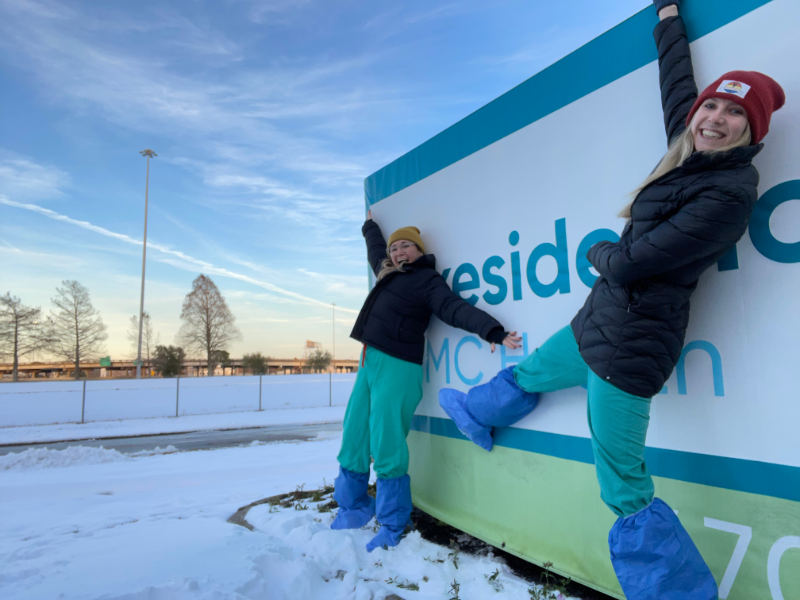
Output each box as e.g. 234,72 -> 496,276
571,16 -> 762,398
351,220 -> 507,365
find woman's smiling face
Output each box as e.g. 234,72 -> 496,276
388,239 -> 422,268
691,97 -> 749,151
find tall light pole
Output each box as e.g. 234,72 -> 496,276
136,149 -> 157,379
332,303 -> 336,373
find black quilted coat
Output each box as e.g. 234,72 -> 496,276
571,16 -> 762,398
351,220 -> 506,365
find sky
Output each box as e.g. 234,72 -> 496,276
0,0 -> 648,361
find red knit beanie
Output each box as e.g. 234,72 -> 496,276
686,70 -> 785,144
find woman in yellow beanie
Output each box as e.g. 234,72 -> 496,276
331,210 -> 521,552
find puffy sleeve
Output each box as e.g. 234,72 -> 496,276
424,273 -> 506,343
588,188 -> 753,285
654,15 -> 698,144
362,219 -> 388,277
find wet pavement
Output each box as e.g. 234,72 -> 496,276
0,422 -> 343,456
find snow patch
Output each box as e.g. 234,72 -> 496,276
244,499 -> 576,599
0,445 -> 130,470
0,429 -> 576,599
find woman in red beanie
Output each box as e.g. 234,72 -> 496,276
439,1 -> 785,598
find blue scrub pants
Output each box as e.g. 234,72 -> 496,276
513,325 -> 654,517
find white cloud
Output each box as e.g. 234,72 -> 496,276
0,242 -> 81,270
405,3 -> 462,25
0,3 -> 398,145
0,196 -> 360,314
170,155 -> 366,230
243,0 -> 313,25
0,153 -> 71,201
296,268 -> 368,298
1,0 -> 74,21
0,0 -> 416,280
0,0 -> 429,332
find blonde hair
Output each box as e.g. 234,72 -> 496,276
377,257 -> 403,281
618,120 -> 752,219
376,243 -> 422,281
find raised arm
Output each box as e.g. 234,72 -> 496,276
362,214 -> 388,277
425,274 -> 508,345
653,2 -> 698,144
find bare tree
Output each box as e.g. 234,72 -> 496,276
177,274 -> 241,376
49,280 -> 108,380
127,311 -> 160,366
305,348 -> 332,373
0,293 -> 51,381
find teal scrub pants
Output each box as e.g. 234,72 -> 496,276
513,326 -> 654,517
337,346 -> 424,480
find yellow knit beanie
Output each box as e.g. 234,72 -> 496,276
387,226 -> 425,254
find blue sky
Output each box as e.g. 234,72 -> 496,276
0,0 -> 647,361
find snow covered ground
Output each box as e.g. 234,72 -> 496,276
0,406 -> 346,445
0,430 -> 575,599
0,374 -> 356,428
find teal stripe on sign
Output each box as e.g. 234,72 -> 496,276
365,0 -> 774,205
411,415 -> 800,504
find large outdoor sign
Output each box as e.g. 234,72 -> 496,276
365,0 -> 799,598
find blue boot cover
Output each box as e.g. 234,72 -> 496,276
609,498 -> 718,600
439,388 -> 494,451
366,475 -> 412,552
330,466 -> 375,530
466,367 -> 539,428
440,367 -> 539,452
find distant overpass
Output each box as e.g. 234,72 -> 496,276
0,357 -> 360,380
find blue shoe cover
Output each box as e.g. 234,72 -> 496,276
467,366 -> 539,428
367,523 -> 407,552
609,498 -> 718,600
330,466 -> 375,530
439,367 -> 538,452
366,475 -> 412,552
439,388 -> 494,451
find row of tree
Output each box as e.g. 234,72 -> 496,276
0,281 -> 107,382
146,347 -> 274,378
1,274 -> 331,381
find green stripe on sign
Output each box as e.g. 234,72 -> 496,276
365,0 -> 774,205
408,431 -> 800,600
411,415 -> 800,503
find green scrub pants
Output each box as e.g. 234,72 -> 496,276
337,346 -> 424,480
513,325 -> 654,517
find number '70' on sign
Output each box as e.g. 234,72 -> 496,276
701,517 -> 799,599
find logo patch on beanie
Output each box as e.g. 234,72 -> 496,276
718,80 -> 751,99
